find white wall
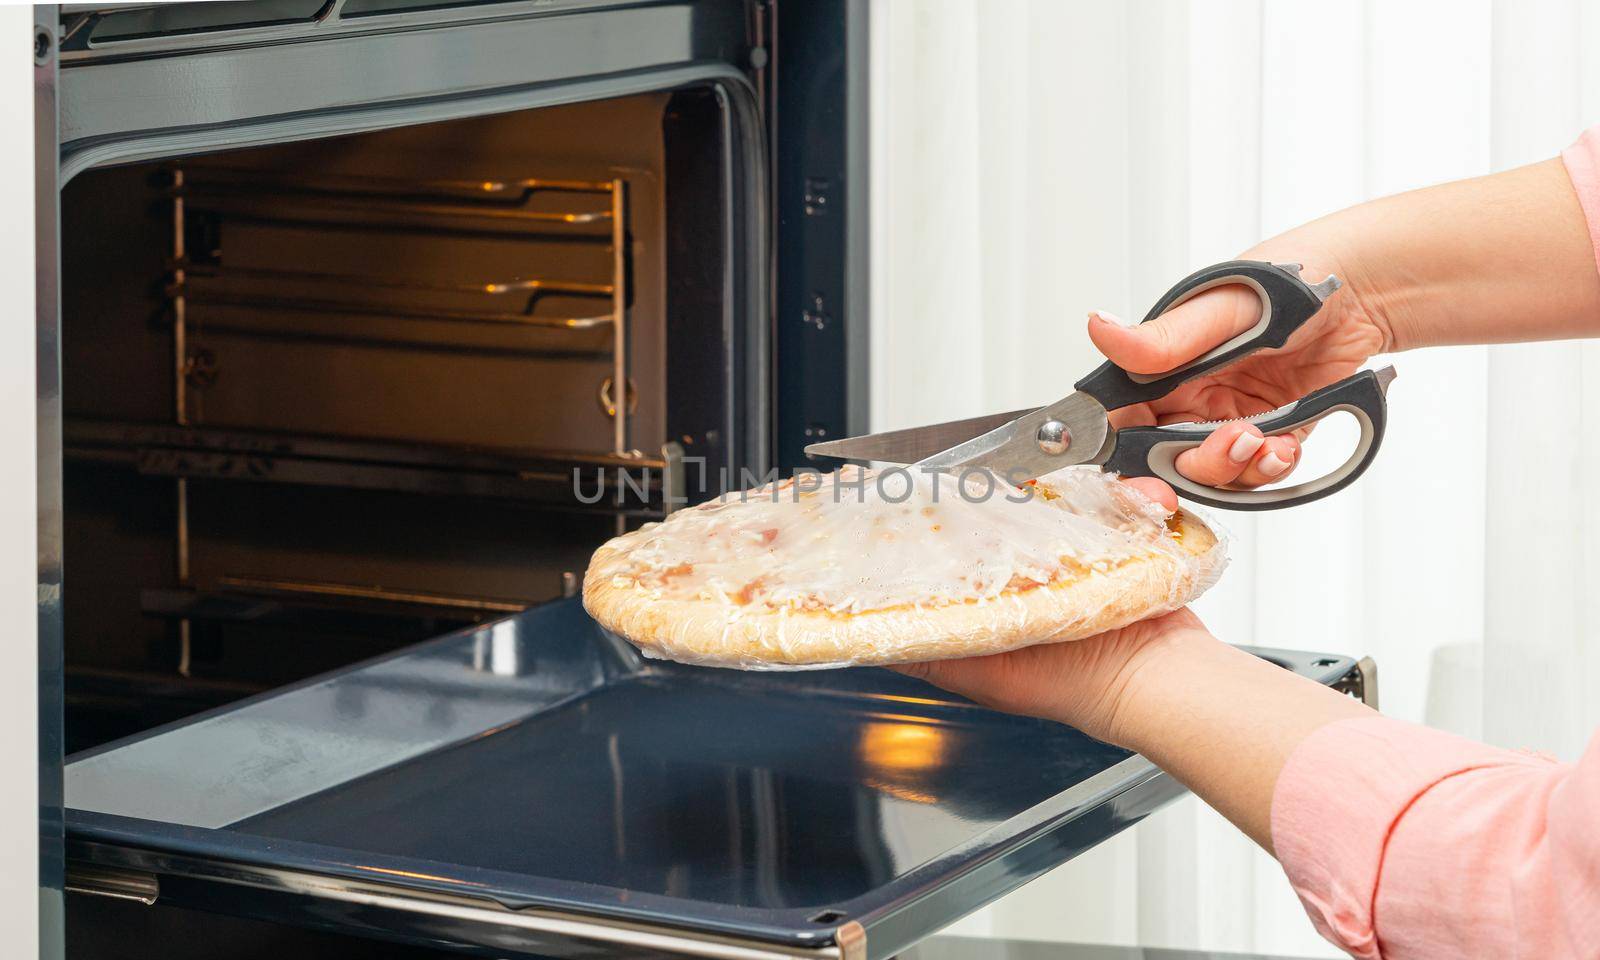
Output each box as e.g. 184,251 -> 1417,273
1,4 -> 42,957
873,0 -> 1600,954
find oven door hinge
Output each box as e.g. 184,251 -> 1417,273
1331,656 -> 1379,710
662,440 -> 687,514
65,863 -> 160,905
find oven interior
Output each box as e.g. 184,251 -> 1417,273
60,90 -> 738,753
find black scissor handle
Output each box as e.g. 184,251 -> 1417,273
1075,260 -> 1338,411
1102,367 -> 1394,511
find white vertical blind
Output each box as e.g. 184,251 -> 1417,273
1482,0 -> 1600,766
872,0 -> 1600,954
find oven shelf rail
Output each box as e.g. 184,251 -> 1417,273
173,168 -> 621,231
170,165 -> 627,338
168,262 -> 617,338
65,419 -> 680,517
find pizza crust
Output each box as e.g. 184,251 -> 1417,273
585,509 -> 1219,669
582,467 -> 1226,670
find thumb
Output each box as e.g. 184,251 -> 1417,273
890,660 -> 943,684
890,659 -> 982,700
1086,283 -> 1262,376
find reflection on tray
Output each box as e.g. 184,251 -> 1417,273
68,599 -> 1138,911
859,720 -> 950,805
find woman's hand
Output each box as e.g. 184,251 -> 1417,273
899,156 -> 1600,854
1095,157 -> 1600,496
895,608 -> 1210,748
896,609 -> 1374,850
1089,250 -> 1391,493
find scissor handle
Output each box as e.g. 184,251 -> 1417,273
1101,367 -> 1394,511
1075,260 -> 1339,411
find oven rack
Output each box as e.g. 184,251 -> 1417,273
64,665 -> 268,758
64,419 -> 682,516
169,261 -> 618,334
66,578 -> 517,756
140,582 -> 499,637
168,165 -> 630,373
147,160 -> 638,694
73,577 -> 546,755
173,168 -> 621,227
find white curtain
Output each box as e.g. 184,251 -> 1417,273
870,1 -> 1600,954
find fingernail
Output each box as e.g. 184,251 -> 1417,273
1227,432 -> 1264,464
1089,310 -> 1126,327
1258,452 -> 1290,478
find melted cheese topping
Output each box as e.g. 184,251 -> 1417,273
602,466 -> 1189,615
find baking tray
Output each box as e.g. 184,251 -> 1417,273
65,598 -> 1364,960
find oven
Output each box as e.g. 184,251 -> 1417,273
30,4 -> 1376,958
49,0 -> 860,756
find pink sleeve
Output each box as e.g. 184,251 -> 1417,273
1271,715 -> 1600,959
1562,126 -> 1600,275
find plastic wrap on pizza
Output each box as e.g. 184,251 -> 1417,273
583,465 -> 1226,669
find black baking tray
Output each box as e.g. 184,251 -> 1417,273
65,598 -> 1360,959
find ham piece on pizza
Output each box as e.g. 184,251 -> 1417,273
583,465 -> 1226,670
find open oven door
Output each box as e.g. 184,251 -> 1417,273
64,598 -> 1373,960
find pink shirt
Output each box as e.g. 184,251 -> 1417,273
1268,130 -> 1600,960
1273,718 -> 1600,958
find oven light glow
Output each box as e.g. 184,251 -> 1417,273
859,722 -> 947,772
858,722 -> 949,805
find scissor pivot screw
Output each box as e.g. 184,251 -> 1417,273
1036,420 -> 1072,456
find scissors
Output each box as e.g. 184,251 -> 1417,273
805,260 -> 1395,511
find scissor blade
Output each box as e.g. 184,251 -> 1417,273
803,408 -> 1034,463
916,391 -> 1111,478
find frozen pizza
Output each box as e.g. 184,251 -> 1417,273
582,465 -> 1225,669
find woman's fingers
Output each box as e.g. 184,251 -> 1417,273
1165,423 -> 1302,491
1173,421 -> 1265,487
1086,283 -> 1262,376
1120,476 -> 1179,514
1123,424 -> 1302,502
1233,434 -> 1301,487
